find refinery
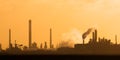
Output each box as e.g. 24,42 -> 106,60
0,20 -> 120,55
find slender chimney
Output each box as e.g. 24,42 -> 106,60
50,28 -> 52,48
9,29 -> 11,48
15,40 -> 17,48
92,32 -> 95,43
83,39 -> 85,45
115,35 -> 117,44
29,20 -> 32,48
44,41 -> 47,49
0,43 -> 2,50
95,29 -> 97,42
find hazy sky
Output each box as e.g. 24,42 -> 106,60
0,0 -> 120,49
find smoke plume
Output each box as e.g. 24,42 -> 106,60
58,28 -> 94,48
58,28 -> 82,48
58,40 -> 74,48
82,28 -> 93,40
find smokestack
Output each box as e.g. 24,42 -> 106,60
29,20 -> 32,49
0,43 -> 2,50
95,29 -> 97,42
115,35 -> 117,44
44,41 -> 47,49
9,29 -> 11,49
82,28 -> 93,44
92,32 -> 95,42
83,39 -> 85,45
92,29 -> 97,43
15,40 -> 17,48
50,28 -> 52,48
82,28 -> 93,40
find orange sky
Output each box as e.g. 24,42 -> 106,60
0,0 -> 120,49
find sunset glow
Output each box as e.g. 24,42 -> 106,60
0,0 -> 120,49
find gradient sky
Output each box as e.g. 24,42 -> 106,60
0,0 -> 120,49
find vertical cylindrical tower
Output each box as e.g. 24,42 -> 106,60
92,32 -> 95,42
95,29 -> 97,42
115,35 -> 117,44
50,28 -> 52,48
29,20 -> 32,48
9,29 -> 11,49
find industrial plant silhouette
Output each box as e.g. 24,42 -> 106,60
0,20 -> 120,55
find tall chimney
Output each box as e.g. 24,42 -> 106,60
115,35 -> 117,44
29,20 -> 32,48
50,28 -> 52,48
95,29 -> 97,42
83,39 -> 85,45
9,29 -> 11,49
15,40 -> 17,48
92,32 -> 95,43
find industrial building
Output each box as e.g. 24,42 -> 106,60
1,20 -> 120,55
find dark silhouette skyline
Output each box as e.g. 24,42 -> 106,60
0,20 -> 120,55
